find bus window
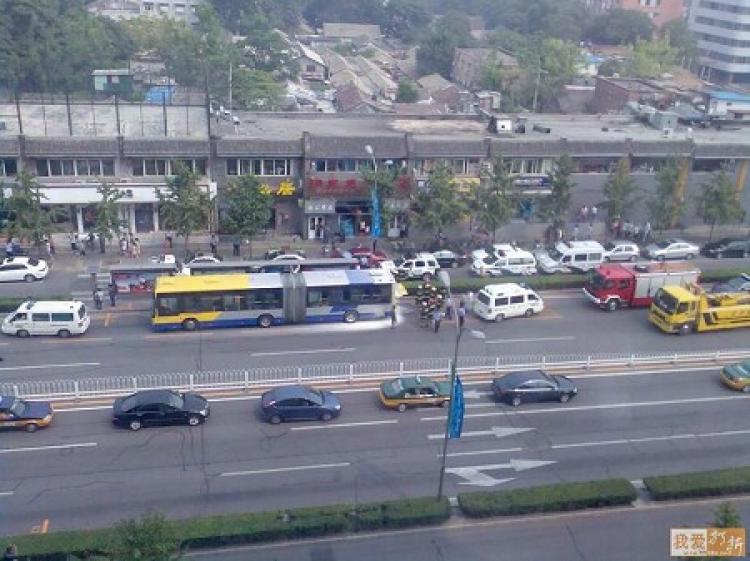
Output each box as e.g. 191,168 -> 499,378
223,293 -> 248,311
157,296 -> 180,316
252,289 -> 282,310
184,294 -> 223,312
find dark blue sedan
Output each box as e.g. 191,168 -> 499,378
260,385 -> 342,424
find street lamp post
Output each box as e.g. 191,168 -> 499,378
436,270 -> 485,500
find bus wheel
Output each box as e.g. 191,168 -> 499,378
679,323 -> 693,336
606,299 -> 619,312
182,319 -> 198,331
343,310 -> 358,324
258,315 -> 273,328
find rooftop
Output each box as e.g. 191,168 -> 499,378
709,91 -> 750,103
321,23 -> 382,40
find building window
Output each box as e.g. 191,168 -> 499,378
692,158 -> 734,172
0,158 -> 17,176
158,3 -> 169,15
143,1 -> 153,11
226,158 -> 292,176
34,159 -> 115,177
306,64 -> 317,72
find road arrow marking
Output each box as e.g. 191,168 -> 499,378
461,390 -> 490,399
427,426 -> 533,440
446,459 -> 557,487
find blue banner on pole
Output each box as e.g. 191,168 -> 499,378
370,186 -> 381,238
448,375 -> 465,439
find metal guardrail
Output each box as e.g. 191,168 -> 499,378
2,349 -> 749,402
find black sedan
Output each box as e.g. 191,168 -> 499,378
492,370 -> 578,407
112,389 -> 209,431
260,385 -> 341,424
702,238 -> 750,259
432,250 -> 469,269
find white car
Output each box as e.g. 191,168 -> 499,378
0,257 -> 49,283
602,241 -> 640,262
394,254 -> 440,280
186,255 -> 221,266
645,239 -> 699,261
272,254 -> 306,261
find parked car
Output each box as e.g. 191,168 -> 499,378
379,376 -> 451,412
186,254 -> 221,266
534,241 -> 605,273
0,396 -> 53,432
112,389 -> 209,431
473,283 -> 544,321
602,241 -> 640,262
702,238 -> 750,259
0,257 -> 48,282
432,249 -> 468,269
492,370 -> 578,407
645,239 -> 699,261
712,273 -> 750,294
720,360 -> 750,392
272,253 -> 306,261
259,385 -> 341,424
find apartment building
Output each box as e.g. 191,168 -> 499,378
689,0 -> 750,83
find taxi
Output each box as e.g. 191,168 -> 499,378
379,376 -> 451,412
720,360 -> 750,392
0,396 -> 54,432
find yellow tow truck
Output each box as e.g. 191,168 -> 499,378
648,283 -> 750,335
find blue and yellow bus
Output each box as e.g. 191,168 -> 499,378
152,269 -> 396,331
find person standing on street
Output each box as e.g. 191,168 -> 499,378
93,288 -> 104,310
210,234 -> 218,256
108,282 -> 118,307
433,308 -> 443,333
232,238 -> 241,257
4,239 -> 13,259
445,296 -> 453,320
390,303 -> 397,328
458,300 -> 467,329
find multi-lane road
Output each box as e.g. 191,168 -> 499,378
2,363 -> 750,536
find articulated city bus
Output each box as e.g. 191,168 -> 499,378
184,258 -> 360,275
151,269 -> 395,331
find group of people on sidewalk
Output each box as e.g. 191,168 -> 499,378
92,282 -> 119,310
119,234 -> 141,258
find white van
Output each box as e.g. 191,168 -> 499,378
473,283 -> 544,322
394,253 -> 440,280
471,245 -> 537,277
534,240 -> 605,274
2,300 -> 90,338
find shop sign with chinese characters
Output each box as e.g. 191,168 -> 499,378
671,528 -> 746,557
260,180 -> 297,197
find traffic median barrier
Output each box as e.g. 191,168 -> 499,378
644,467 -> 750,501
457,479 -> 637,517
4,497 -> 450,558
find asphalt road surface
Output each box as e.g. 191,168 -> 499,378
1,287 -> 749,383
3,366 -> 750,535
186,497 -> 750,561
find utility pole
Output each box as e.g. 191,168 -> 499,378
228,61 -> 233,114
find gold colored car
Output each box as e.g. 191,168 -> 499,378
720,361 -> 750,392
379,376 -> 451,412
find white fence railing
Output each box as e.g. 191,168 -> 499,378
2,349 -> 749,402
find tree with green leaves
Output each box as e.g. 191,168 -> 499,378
360,164 -> 408,235
539,155 -> 576,236
94,182 -> 125,254
411,164 -> 467,239
232,68 -> 284,110
221,174 -> 273,257
396,79 -> 418,103
586,9 -> 654,45
628,37 -> 678,78
107,511 -> 181,561
416,14 -> 473,77
5,172 -> 60,252
518,37 -> 582,111
648,159 -> 687,234
155,165 -> 212,256
472,156 -> 515,243
660,19 -> 698,66
694,169 -> 745,241
602,158 -> 639,227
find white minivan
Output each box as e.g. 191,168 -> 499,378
473,283 -> 544,322
2,300 -> 90,338
534,240 -> 605,274
471,245 -> 537,277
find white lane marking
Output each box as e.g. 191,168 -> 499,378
444,447 -> 523,458
220,462 -> 351,477
486,336 -> 576,344
0,442 -> 98,454
0,491 -> 13,497
250,348 -> 356,357
551,428 -> 750,449
447,459 -> 557,487
462,390 -> 490,399
143,333 -> 215,339
427,427 -> 533,440
0,362 -> 101,372
291,420 -> 398,431
570,366 -> 720,379
39,338 -> 112,344
420,394 -> 750,421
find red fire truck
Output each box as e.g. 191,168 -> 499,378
583,262 -> 700,311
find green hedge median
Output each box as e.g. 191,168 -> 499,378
458,479 -> 637,518
644,467 -> 750,501
5,497 -> 450,558
402,268 -> 747,295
